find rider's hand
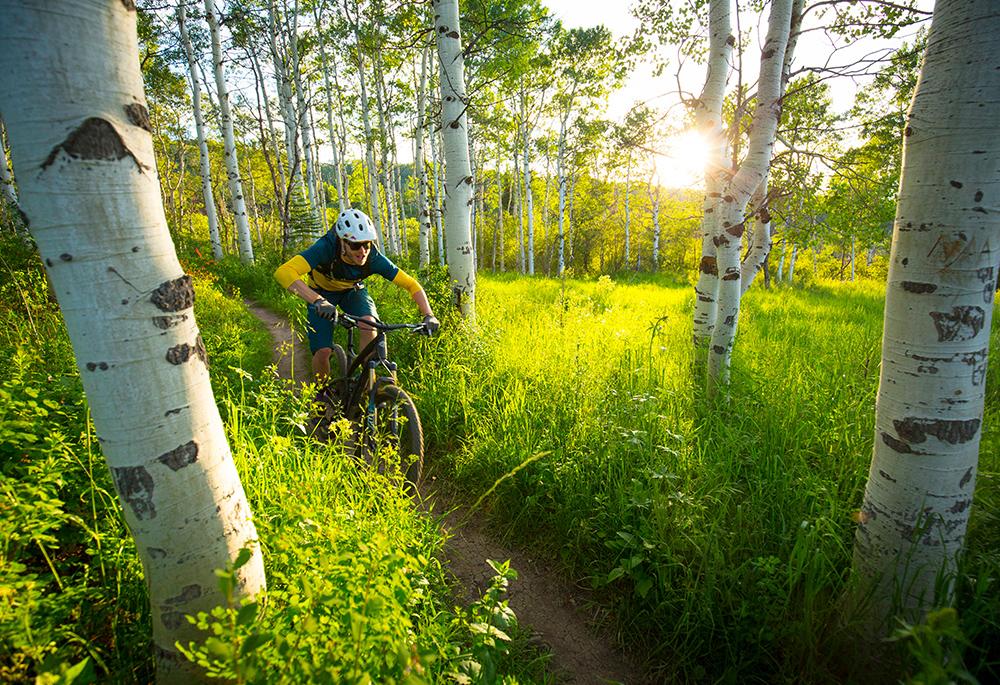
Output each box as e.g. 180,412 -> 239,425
420,314 -> 440,336
314,298 -> 338,322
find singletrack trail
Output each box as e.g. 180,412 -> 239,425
246,304 -> 645,684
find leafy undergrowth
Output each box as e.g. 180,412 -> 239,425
0,238 -> 545,683
381,271 -> 1000,683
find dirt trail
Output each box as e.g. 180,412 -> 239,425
246,303 -> 645,684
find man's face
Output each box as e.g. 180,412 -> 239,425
342,239 -> 372,265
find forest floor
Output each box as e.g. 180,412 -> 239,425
246,303 -> 645,685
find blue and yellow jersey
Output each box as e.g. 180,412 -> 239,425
274,232 -> 423,296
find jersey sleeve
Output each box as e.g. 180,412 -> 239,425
369,252 -> 401,282
299,235 -> 337,269
273,255 -> 312,289
391,269 -> 424,296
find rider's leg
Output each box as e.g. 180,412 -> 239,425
312,347 -> 332,380
343,286 -> 381,355
358,316 -> 377,353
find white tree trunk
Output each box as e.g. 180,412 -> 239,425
415,47 -> 431,266
776,237 -> 786,281
0,116 -> 19,209
648,174 -> 661,269
624,150 -> 632,266
522,91 -> 536,276
515,153 -> 525,273
0,3 -> 266,681
177,4 -> 222,260
316,4 -> 346,212
268,2 -> 301,201
373,61 -> 398,253
430,117 -> 445,266
707,0 -> 793,391
691,0 -> 733,355
854,0 -> 1000,627
787,244 -> 797,282
353,36 -> 386,250
205,0 -> 254,263
434,0 -> 475,317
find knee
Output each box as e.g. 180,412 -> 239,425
313,348 -> 332,363
359,316 -> 376,332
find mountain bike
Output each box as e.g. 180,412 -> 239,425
312,312 -> 428,491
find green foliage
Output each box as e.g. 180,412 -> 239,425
389,273 -> 1000,683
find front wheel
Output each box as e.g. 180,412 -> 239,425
360,384 -> 423,492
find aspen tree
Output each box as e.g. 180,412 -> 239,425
204,0 -> 254,263
0,2 -> 266,681
434,0 -> 475,316
853,0 -> 1000,627
415,47 -> 432,266
177,3 -> 223,260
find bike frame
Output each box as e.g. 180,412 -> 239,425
334,314 -> 423,432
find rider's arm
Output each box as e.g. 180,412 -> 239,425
392,269 -> 434,317
274,255 -> 325,304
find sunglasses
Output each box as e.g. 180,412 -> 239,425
345,240 -> 372,252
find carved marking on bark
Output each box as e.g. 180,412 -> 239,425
901,281 -> 938,294
151,275 -> 195,312
878,469 -> 896,483
930,306 -> 985,342
959,468 -> 973,488
124,103 -> 151,132
893,417 -> 981,445
950,180 -> 963,189
157,441 -> 199,471
111,466 -> 156,520
41,118 -> 147,172
153,314 -> 189,330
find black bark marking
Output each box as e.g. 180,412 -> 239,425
712,345 -> 725,354
165,336 -> 207,366
757,207 -> 771,223
974,190 -> 983,202
725,223 -> 745,238
153,314 -> 189,330
85,362 -> 109,371
41,118 -> 147,172
148,547 -> 168,559
124,103 -> 151,132
950,180 -> 963,189
978,267 -> 995,303
131,246 -> 140,253
157,441 -> 198,471
726,34 -> 736,46
712,235 -> 726,248
721,272 -> 740,281
878,469 -> 897,483
111,466 -> 156,520
930,306 -> 985,342
893,417 -> 980,445
948,499 -> 971,514
151,275 -> 194,312
160,612 -> 184,630
762,48 -> 776,59
60,253 -> 73,261
972,206 -> 987,214
121,0 -> 136,10
724,315 -> 734,325
164,406 -> 186,417
901,281 -> 937,294
723,195 -> 734,203
165,584 -> 202,605
447,30 -> 460,39
45,258 -> 53,267
881,432 -> 914,454
904,126 -> 913,137
902,258 -> 909,265
959,468 -> 973,488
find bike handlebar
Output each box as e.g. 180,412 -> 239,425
336,312 -> 429,334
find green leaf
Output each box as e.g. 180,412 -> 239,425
233,547 -> 253,570
606,566 -> 626,583
240,631 -> 274,656
236,601 -> 258,626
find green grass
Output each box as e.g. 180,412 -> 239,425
382,272 -> 1000,683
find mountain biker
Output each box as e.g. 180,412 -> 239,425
273,208 -> 439,380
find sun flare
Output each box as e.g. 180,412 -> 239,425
654,131 -> 711,190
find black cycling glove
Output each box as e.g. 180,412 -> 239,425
421,314 -> 440,336
314,298 -> 338,322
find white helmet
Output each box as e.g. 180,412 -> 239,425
334,209 -> 378,243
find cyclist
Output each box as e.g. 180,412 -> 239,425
273,208 -> 439,380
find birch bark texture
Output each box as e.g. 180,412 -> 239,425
205,0 -> 254,263
434,0 -> 476,317
706,0 -> 794,391
0,1 -> 266,681
853,0 -> 1000,625
177,3 -> 222,260
415,47 -> 432,267
691,0 -> 734,356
